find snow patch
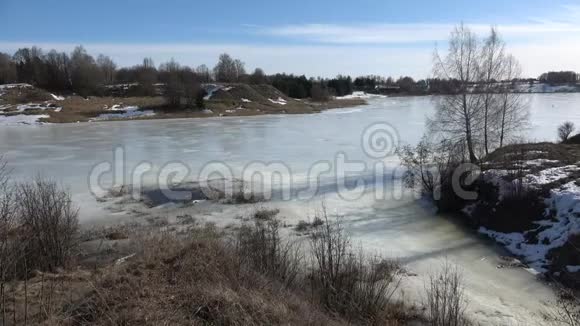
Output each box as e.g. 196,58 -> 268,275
523,159 -> 559,166
0,83 -> 33,90
51,93 -> 65,101
107,104 -> 139,112
104,83 -> 138,90
225,107 -> 245,113
91,106 -> 155,121
0,114 -> 49,126
268,97 -> 287,105
515,82 -> 580,93
336,91 -> 387,99
203,84 -> 223,100
241,98 -> 252,103
481,165 -> 580,200
567,265 -> 580,273
16,103 -> 62,112
478,180 -> 580,274
524,165 -> 579,185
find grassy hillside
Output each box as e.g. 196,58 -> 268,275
0,83 -> 366,124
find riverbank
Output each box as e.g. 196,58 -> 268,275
0,83 -> 366,125
1,180 -> 426,325
72,177 -> 562,326
459,142 -> 580,291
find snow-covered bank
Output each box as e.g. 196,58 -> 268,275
90,106 -> 155,121
336,91 -> 387,99
16,103 -> 62,112
515,82 -> 580,93
268,97 -> 287,105
470,154 -> 580,281
0,83 -> 33,90
0,114 -> 49,126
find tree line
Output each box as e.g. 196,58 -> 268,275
538,71 -> 579,85
1,44 -> 578,105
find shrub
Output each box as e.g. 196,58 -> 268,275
16,177 -> 79,275
209,180 -> 264,204
253,207 -> 280,221
558,121 -> 575,142
542,289 -> 580,326
294,216 -> 324,233
294,220 -> 311,232
309,206 -> 401,322
424,261 -> 469,326
235,218 -> 302,288
0,159 -> 16,283
398,138 -> 475,212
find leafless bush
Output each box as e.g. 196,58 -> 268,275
0,159 -> 16,281
424,260 -> 469,326
0,159 -> 17,325
398,138 -> 467,200
503,145 -> 529,199
294,216 -> 324,233
253,207 -> 280,221
208,179 -> 264,204
558,121 -> 575,142
542,289 -> 580,326
309,205 -> 402,322
235,218 -> 302,288
16,177 -> 79,275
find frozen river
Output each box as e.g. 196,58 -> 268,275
0,93 -> 578,324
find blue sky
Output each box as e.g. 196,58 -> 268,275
2,0 -> 580,78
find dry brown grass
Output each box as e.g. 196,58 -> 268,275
15,177 -> 79,275
33,227 -> 350,326
0,87 -> 52,105
45,96 -> 165,123
3,83 -> 367,124
484,142 -> 580,168
0,216 -> 416,325
308,207 -> 404,324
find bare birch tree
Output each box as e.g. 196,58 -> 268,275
430,24 -> 529,161
432,23 -> 482,163
480,27 -> 505,155
497,54 -> 528,147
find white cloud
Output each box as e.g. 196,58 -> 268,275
1,5 -> 580,80
257,5 -> 580,45
258,21 -> 580,45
